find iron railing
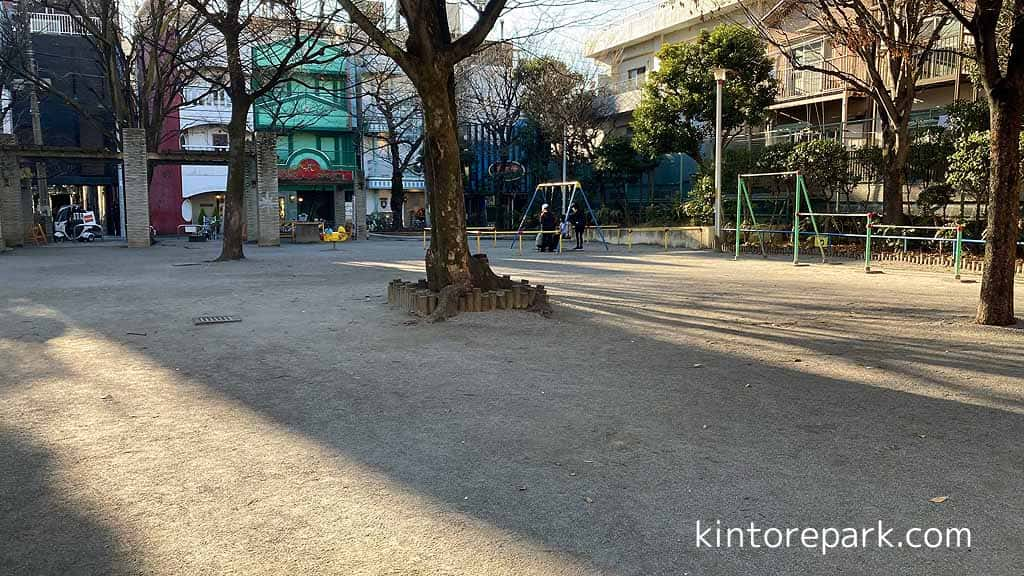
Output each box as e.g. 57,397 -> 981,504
29,13 -> 100,36
182,86 -> 231,108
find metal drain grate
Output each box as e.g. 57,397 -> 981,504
193,315 -> 241,326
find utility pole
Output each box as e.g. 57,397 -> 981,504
712,68 -> 729,246
19,3 -> 46,240
353,59 -> 367,240
561,127 -> 567,216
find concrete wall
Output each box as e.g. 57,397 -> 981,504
122,128 -> 151,247
588,226 -> 715,250
0,134 -> 23,247
255,133 -> 280,246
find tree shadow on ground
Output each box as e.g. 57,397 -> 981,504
0,426 -> 131,575
3,243 -> 1023,575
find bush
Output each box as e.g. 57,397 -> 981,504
947,131 -> 992,207
595,205 -> 624,226
786,139 -> 856,201
917,183 -> 954,218
756,142 -> 796,173
683,174 -> 715,225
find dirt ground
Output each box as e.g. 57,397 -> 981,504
1,237 -> 1022,575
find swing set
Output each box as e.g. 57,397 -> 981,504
731,171 -> 966,278
511,181 -> 608,250
734,170 -> 871,263
734,171 -> 832,263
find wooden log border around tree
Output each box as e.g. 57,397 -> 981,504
387,273 -> 550,318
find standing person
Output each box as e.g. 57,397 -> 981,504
539,203 -> 558,252
569,205 -> 587,250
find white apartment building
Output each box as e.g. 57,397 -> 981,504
176,83 -> 254,222
585,0 -> 972,148
360,71 -> 426,228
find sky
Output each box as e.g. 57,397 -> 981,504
461,0 -> 664,67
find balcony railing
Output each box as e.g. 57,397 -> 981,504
182,144 -> 229,152
775,35 -> 962,101
364,120 -> 389,133
183,86 -> 231,108
603,76 -> 645,95
775,54 -> 864,101
920,34 -> 961,80
29,13 -> 100,36
878,33 -> 962,83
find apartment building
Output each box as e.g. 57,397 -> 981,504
2,3 -> 122,239
584,0 -> 974,198
457,40 -> 538,226
585,0 -> 750,129
150,38 -> 361,235
361,64 -> 426,228
253,40 -> 360,231
760,4 -> 969,148
147,80 -> 255,234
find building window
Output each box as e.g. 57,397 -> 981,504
626,66 -> 647,88
790,39 -> 828,95
212,133 -> 229,149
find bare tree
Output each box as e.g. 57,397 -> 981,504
747,0 -> 953,225
178,0 -> 350,260
362,54 -> 424,230
0,5 -> 29,130
519,55 -> 610,176
13,0 -> 218,152
935,0 -> 1023,325
458,40 -> 523,162
458,39 -> 524,221
336,0 -> 512,298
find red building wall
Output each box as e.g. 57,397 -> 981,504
148,105 -> 186,234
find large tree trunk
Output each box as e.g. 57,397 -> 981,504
976,97 -> 1022,325
389,144 -> 406,231
418,66 -> 472,291
217,101 -> 250,261
880,125 -> 909,225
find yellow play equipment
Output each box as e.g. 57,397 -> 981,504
322,227 -> 349,243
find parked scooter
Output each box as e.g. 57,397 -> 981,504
53,204 -> 104,242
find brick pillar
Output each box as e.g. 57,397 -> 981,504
0,134 -> 24,247
244,139 -> 258,243
333,186 -> 346,232
352,177 -> 367,240
122,128 -> 151,247
25,163 -> 43,242
255,132 -> 280,247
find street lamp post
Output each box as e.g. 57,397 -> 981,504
712,68 -> 729,247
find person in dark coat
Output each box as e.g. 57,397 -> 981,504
568,205 -> 587,250
539,203 -> 558,252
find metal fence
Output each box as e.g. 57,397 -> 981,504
29,13 -> 100,36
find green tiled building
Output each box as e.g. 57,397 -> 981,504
253,40 -> 358,229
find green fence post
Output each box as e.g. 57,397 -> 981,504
742,186 -> 766,258
734,177 -> 744,260
792,176 -> 802,265
954,224 -> 963,280
864,213 -> 873,273
799,177 -> 827,263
